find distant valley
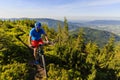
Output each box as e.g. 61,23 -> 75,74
74,20 -> 120,35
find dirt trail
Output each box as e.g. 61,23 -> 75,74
34,65 -> 46,80
28,61 -> 47,80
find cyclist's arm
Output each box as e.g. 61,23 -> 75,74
44,34 -> 49,42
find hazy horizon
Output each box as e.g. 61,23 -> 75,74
1,16 -> 120,22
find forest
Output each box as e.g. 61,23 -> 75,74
1,18 -> 120,80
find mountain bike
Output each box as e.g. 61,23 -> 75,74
35,41 -> 54,78
29,41 -> 54,78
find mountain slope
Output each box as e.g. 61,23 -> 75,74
71,27 -> 120,47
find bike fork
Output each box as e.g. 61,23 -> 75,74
41,54 -> 47,78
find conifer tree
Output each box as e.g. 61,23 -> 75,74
62,17 -> 69,42
75,28 -> 85,52
98,37 -> 115,68
56,22 -> 63,45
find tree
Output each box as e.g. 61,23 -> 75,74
56,22 -> 63,45
62,17 -> 69,42
74,28 -> 85,52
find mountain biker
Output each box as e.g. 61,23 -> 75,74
28,22 -> 49,64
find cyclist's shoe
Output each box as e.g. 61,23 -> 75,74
34,61 -> 39,65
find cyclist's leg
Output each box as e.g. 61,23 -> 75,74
31,40 -> 39,64
33,47 -> 37,60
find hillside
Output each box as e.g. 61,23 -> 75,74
1,18 -> 120,80
71,27 -> 120,47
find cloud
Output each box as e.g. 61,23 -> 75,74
55,0 -> 120,9
87,0 -> 120,6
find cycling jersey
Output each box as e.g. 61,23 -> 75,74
29,28 -> 45,40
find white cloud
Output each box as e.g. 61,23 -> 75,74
55,0 -> 120,9
87,0 -> 120,6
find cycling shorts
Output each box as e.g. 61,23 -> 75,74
31,39 -> 44,48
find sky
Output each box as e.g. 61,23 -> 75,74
1,0 -> 120,21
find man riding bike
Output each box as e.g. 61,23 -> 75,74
28,22 -> 49,65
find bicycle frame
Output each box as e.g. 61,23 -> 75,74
37,45 -> 47,78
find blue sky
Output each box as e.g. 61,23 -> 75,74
1,0 -> 120,20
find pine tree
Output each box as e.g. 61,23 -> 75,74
56,22 -> 63,45
75,28 -> 85,52
98,37 -> 115,68
62,17 -> 69,43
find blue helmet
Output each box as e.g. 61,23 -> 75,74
35,22 -> 41,29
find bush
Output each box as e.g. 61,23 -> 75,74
0,62 -> 29,80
